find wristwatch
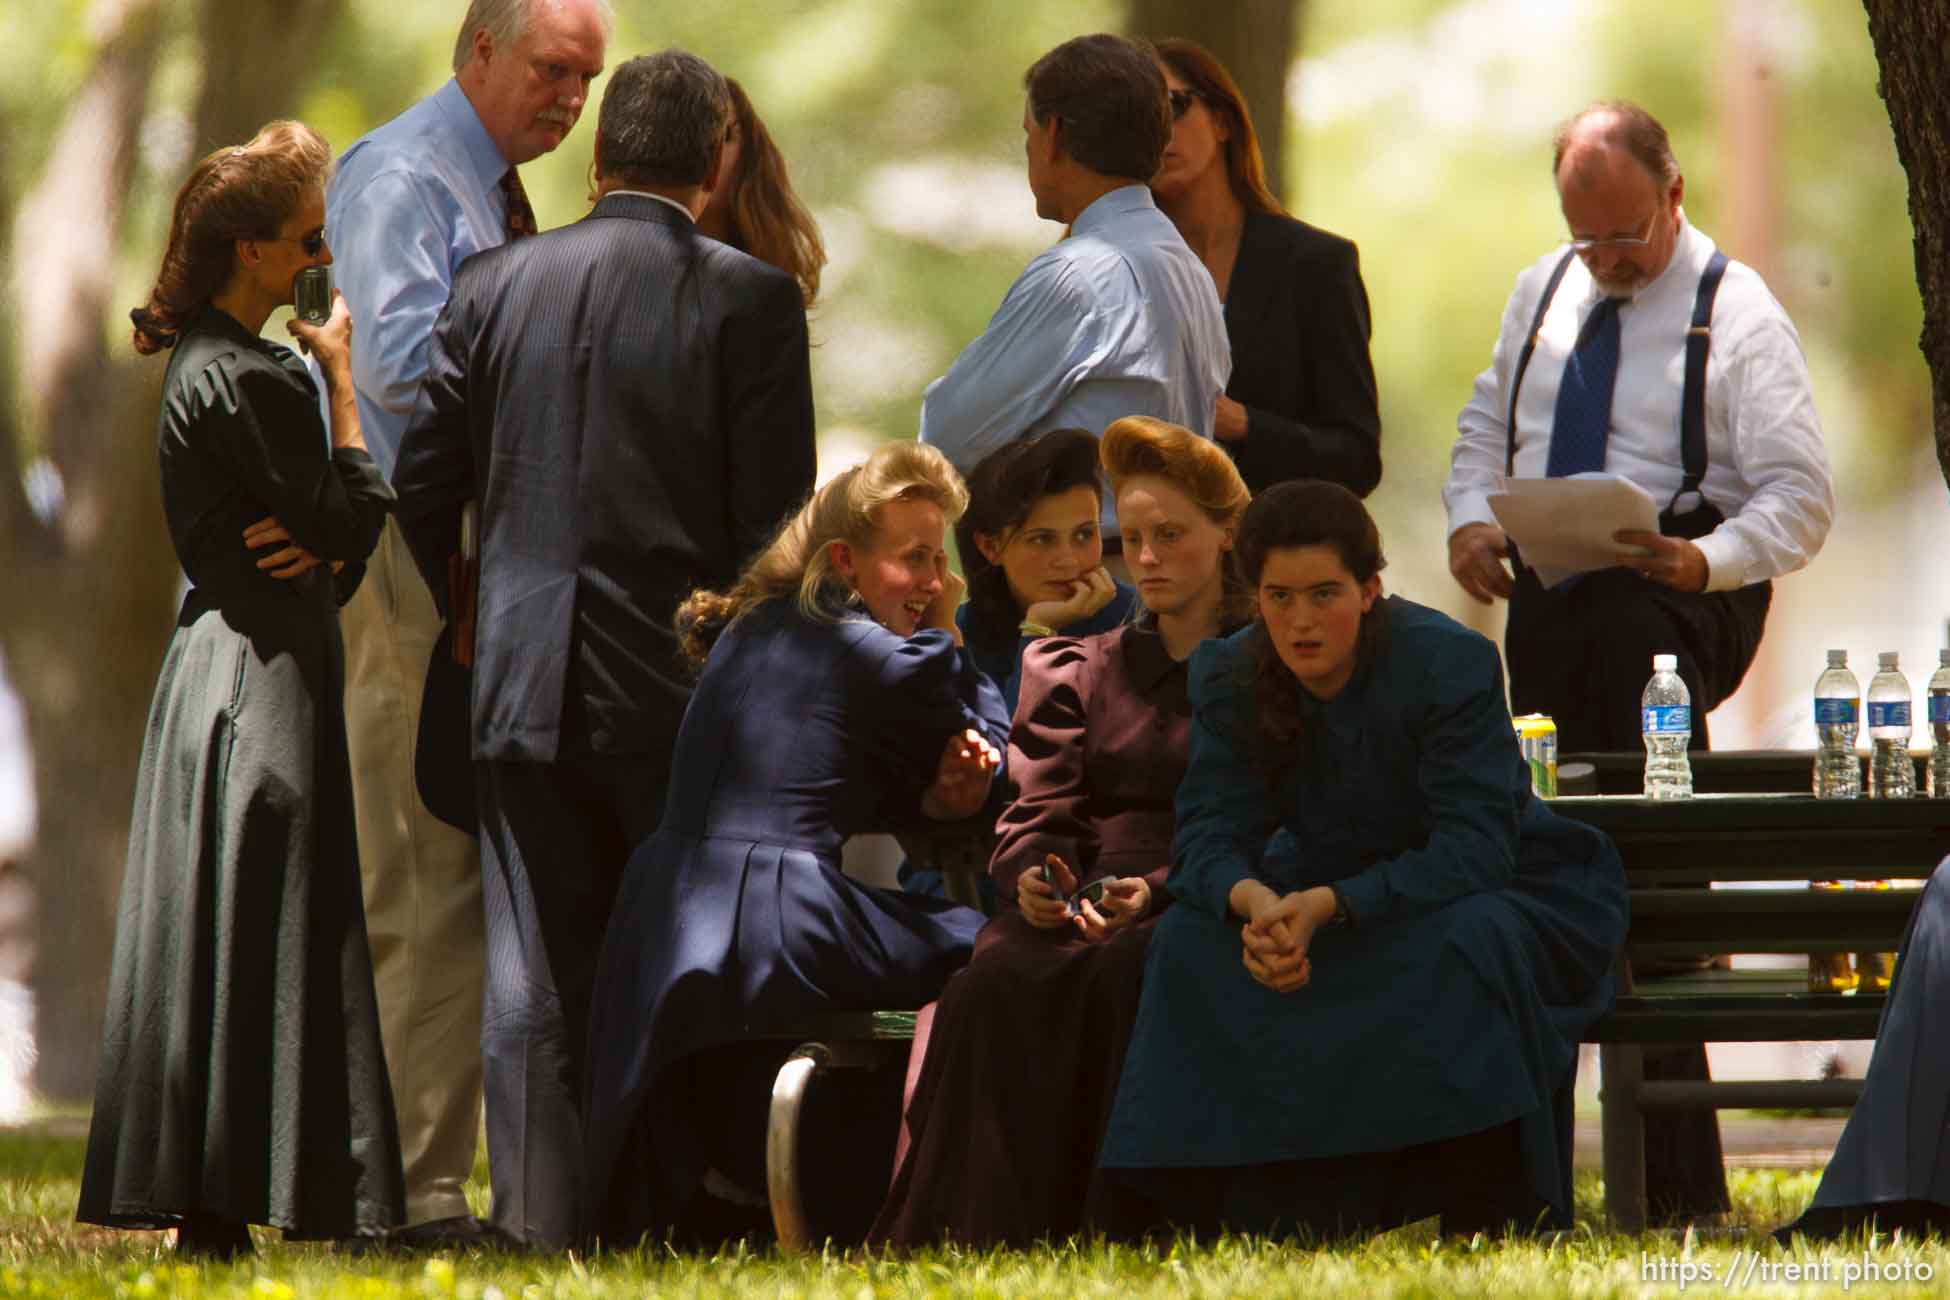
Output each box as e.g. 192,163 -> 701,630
1327,886 -> 1351,928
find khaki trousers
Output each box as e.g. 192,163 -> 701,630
341,519 -> 485,1226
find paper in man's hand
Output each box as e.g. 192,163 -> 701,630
1489,472 -> 1659,589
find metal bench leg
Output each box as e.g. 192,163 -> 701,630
1600,1041 -> 1648,1233
767,1044 -> 829,1252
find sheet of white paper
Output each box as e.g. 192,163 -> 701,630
1488,473 -> 1659,589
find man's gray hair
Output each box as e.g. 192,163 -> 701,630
452,0 -> 616,73
596,50 -> 730,189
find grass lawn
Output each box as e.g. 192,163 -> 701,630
5,1130 -> 1946,1298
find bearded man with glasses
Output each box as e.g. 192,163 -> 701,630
1441,99 -> 1834,1226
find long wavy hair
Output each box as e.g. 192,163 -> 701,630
674,441 -> 969,667
129,120 -> 333,354
1235,480 -> 1387,745
709,77 -> 826,306
1150,37 -> 1286,218
953,428 -> 1106,647
1099,415 -> 1252,627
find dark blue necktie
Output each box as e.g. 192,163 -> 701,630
1545,296 -> 1622,477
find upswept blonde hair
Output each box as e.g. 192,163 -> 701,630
675,440 -> 970,666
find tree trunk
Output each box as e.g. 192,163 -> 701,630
1861,0 -> 1950,487
1126,0 -> 1302,204
2,0 -> 346,1101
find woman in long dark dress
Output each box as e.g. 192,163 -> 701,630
76,120 -> 404,1255
1099,481 -> 1626,1239
1777,857 -> 1950,1240
582,440 -> 1009,1246
1148,39 -> 1381,498
873,416 -> 1250,1248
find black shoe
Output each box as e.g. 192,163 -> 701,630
393,1215 -> 492,1248
176,1214 -> 254,1259
342,1214 -> 513,1254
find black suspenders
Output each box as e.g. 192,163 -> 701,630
1503,248 -> 1732,513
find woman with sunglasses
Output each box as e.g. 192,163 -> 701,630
873,417 -> 1249,1248
1098,481 -> 1626,1240
77,121 -> 403,1256
1149,40 -> 1382,498
696,77 -> 827,308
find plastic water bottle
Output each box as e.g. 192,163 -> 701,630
1812,649 -> 1861,799
1931,650 -> 1950,798
1867,651 -> 1914,799
1641,653 -> 1693,799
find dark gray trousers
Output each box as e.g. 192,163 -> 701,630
476,753 -> 668,1248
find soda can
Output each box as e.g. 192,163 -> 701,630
293,265 -> 333,325
1512,713 -> 1558,799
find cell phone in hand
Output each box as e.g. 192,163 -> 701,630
1036,865 -> 1110,917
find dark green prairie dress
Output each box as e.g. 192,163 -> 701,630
1100,598 -> 1627,1235
76,308 -> 404,1239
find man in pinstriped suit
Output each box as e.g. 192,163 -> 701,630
391,48 -> 816,1249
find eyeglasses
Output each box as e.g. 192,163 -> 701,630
263,229 -> 327,257
1168,88 -> 1200,120
1567,209 -> 1658,254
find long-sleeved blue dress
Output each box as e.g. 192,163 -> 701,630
580,598 -> 1010,1244
1099,597 -> 1626,1234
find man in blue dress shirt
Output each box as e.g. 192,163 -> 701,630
324,0 -> 611,1249
919,33 -> 1230,551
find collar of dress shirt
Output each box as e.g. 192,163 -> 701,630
1071,183 -> 1158,237
431,78 -> 517,204
603,189 -> 697,222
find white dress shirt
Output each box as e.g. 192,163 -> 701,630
1446,214 -> 1833,592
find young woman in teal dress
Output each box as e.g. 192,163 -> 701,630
1098,480 -> 1627,1238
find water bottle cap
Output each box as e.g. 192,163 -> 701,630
1879,651 -> 1900,669
1652,653 -> 1677,671
1940,648 -> 1950,666
1827,649 -> 1847,666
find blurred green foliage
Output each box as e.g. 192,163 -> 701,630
3,0 -> 1928,509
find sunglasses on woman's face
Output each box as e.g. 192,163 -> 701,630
263,229 -> 327,258
1168,88 -> 1200,120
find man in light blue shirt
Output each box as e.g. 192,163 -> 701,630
920,33 -> 1230,544
325,0 -> 610,1249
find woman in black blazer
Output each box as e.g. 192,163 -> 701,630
1150,38 -> 1382,498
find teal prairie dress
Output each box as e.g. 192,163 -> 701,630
1098,597 -> 1626,1235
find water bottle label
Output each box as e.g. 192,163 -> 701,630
1867,700 -> 1912,729
1932,695 -> 1950,724
1814,697 -> 1858,726
1642,705 -> 1691,735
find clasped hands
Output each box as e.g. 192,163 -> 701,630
1017,852 -> 1150,943
1447,521 -> 1708,604
1229,879 -> 1339,995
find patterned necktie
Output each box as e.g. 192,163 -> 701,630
1545,295 -> 1623,477
501,167 -> 538,241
